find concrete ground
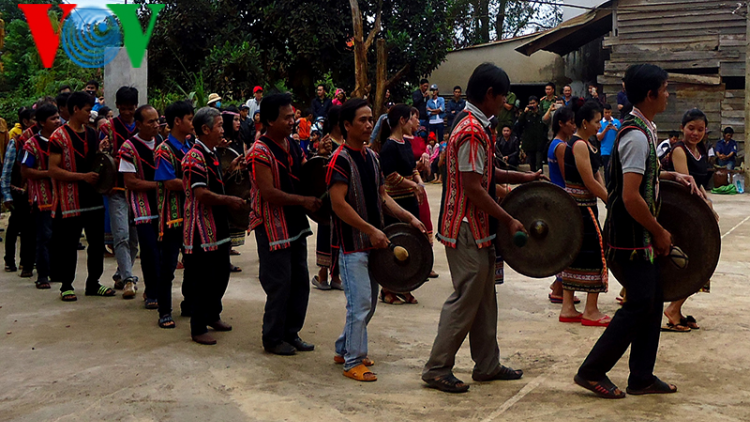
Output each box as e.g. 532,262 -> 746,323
1,184 -> 749,422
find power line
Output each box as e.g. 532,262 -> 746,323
517,0 -> 597,10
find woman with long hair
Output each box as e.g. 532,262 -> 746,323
311,106 -> 343,291
219,106 -> 245,271
375,103 -> 426,304
559,100 -> 610,327
661,109 -> 715,332
547,106 -> 581,305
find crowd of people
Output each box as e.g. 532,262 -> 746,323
0,60 -> 718,397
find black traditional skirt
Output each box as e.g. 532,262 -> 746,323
561,205 -> 608,293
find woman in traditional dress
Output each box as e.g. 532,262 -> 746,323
559,100 -> 611,327
220,106 -> 244,272
371,103 -> 426,304
662,109 -> 715,332
547,106 -> 581,305
311,106 -> 342,291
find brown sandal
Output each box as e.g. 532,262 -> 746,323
343,364 -> 377,382
334,355 -> 374,366
398,292 -> 418,304
380,290 -> 404,305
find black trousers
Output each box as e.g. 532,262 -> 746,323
157,228 -> 182,317
135,221 -> 161,301
577,251 -> 663,389
526,149 -> 545,172
51,208 -> 105,292
255,228 -> 310,348
183,241 -> 230,336
34,207 -> 53,282
5,192 -> 36,269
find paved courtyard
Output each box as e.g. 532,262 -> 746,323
1,184 -> 749,422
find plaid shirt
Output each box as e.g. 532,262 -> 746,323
1,138 -> 20,202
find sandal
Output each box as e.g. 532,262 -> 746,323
398,292 -> 418,304
158,314 -> 176,329
334,355 -> 374,366
85,285 -> 116,297
35,280 -> 51,290
343,364 -> 377,382
626,377 -> 677,395
681,315 -> 700,330
229,264 -> 242,273
548,294 -> 581,304
473,365 -> 523,381
424,374 -> 470,393
574,374 -> 626,399
380,290 -> 404,305
661,322 -> 690,332
230,249 -> 241,256
144,297 -> 159,309
582,315 -> 611,327
60,290 -> 77,302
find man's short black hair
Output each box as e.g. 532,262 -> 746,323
546,82 -> 556,91
602,103 -> 612,110
528,95 -> 539,103
259,93 -> 293,126
115,86 -> 139,107
668,130 -> 680,139
35,104 -> 59,124
453,86 -> 462,92
323,106 -> 340,135
724,126 -> 734,135
56,92 -> 70,109
623,64 -> 669,106
68,91 -> 95,115
18,107 -> 33,123
134,105 -> 156,122
85,80 -> 99,89
304,108 -> 312,116
420,78 -> 429,85
316,84 -> 326,91
165,100 -> 194,128
466,63 -> 510,104
339,98 -> 370,138
59,85 -> 71,93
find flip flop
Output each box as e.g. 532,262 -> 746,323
343,364 -> 377,382
60,290 -> 77,302
85,285 -> 116,297
582,315 -> 611,327
681,315 -> 700,330
574,374 -> 626,399
35,280 -> 51,290
626,378 -> 677,395
661,322 -> 690,332
548,294 -> 581,304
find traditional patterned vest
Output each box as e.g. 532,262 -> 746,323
49,125 -> 103,218
248,138 -> 303,251
604,109 -> 661,262
326,145 -> 385,252
182,144 -> 228,253
23,134 -> 53,209
119,136 -> 158,225
100,116 -> 136,190
154,136 -> 191,239
437,110 -> 496,248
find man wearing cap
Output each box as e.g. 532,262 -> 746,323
246,86 -> 263,118
207,93 -> 222,109
426,84 -> 446,143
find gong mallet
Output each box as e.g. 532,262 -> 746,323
388,243 -> 410,262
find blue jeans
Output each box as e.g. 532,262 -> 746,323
428,123 -> 444,143
335,251 -> 379,371
108,191 -> 138,281
717,159 -> 735,170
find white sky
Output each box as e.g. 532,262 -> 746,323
63,0 -> 127,9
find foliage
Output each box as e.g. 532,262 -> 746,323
0,7 -> 99,122
314,72 -> 336,98
450,0 -> 562,48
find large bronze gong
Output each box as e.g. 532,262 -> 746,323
93,152 -> 117,194
608,180 -> 721,302
496,181 -> 584,278
369,223 -> 433,293
299,156 -> 332,223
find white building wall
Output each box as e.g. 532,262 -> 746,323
562,0 -> 608,21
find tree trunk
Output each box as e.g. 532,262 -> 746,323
496,0 -> 508,40
349,0 -> 369,98
374,38 -> 387,117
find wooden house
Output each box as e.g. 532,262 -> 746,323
517,0 -> 748,148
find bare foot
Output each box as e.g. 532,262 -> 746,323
582,310 -> 608,322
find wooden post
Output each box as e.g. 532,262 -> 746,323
349,0 -> 369,98
374,39 -> 387,117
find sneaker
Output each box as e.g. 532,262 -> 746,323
122,279 -> 137,299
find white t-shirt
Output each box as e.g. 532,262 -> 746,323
118,136 -> 156,173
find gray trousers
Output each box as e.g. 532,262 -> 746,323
108,191 -> 138,281
422,223 -> 501,380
